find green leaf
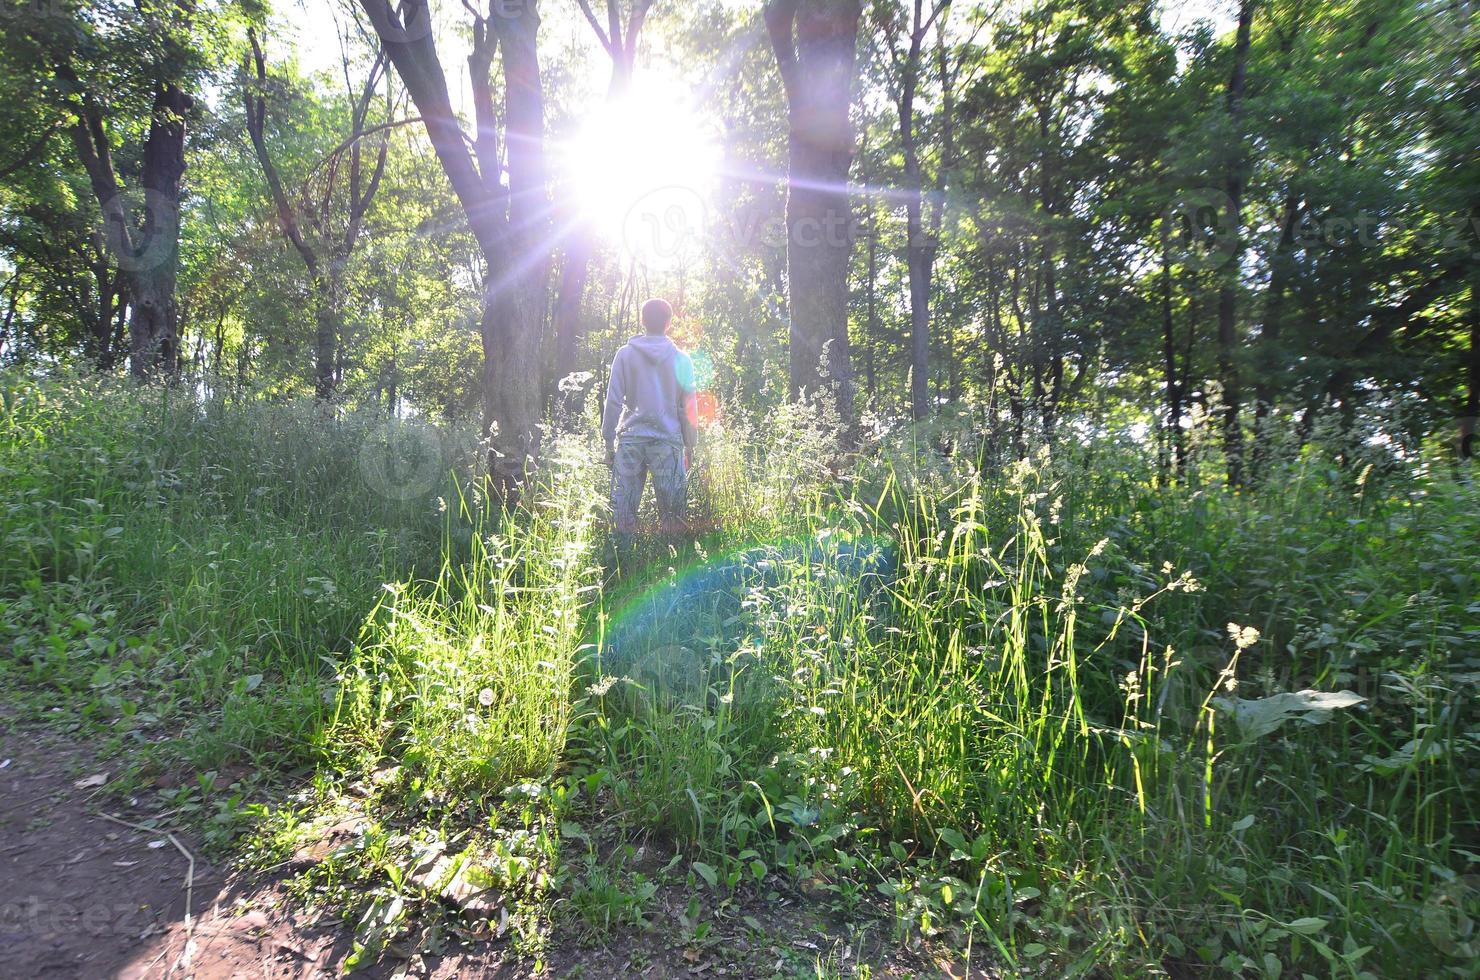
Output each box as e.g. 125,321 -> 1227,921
1285,917 -> 1329,936
1213,690 -> 1364,739
691,861 -> 717,887
938,828 -> 968,853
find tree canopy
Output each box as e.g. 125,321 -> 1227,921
0,0 -> 1474,472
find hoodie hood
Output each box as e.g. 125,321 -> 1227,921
627,334 -> 678,364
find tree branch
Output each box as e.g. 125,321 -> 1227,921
244,29 -> 320,277
358,0 -> 500,254
575,0 -> 616,54
0,121 -> 62,179
763,0 -> 802,105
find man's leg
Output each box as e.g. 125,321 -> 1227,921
649,440 -> 689,540
610,438 -> 648,568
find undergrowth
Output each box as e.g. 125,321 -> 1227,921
1,371 -> 1476,977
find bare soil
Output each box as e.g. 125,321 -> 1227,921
0,717 -> 964,978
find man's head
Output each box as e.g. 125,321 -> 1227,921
641,298 -> 674,335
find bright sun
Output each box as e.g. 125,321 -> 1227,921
557,75 -> 721,267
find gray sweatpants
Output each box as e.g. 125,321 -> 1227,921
611,436 -> 688,536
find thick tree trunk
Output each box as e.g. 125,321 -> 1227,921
785,137 -> 855,420
766,0 -> 863,425
313,279 -> 339,400
129,83 -> 189,377
363,0 -> 550,499
61,52 -> 189,380
486,4 -> 552,494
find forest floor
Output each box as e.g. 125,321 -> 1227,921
6,383 -> 1474,978
0,715 -> 953,979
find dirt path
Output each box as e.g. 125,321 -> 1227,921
0,719 -> 370,978
0,718 -> 957,979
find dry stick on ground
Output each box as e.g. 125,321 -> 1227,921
97,811 -> 196,973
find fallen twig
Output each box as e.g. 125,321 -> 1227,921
97,812 -> 195,976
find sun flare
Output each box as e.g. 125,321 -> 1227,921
557,77 -> 721,266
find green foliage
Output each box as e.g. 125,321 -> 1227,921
2,374 -> 1476,976
0,371 -> 455,767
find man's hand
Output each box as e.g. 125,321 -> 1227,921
604,444 -> 616,467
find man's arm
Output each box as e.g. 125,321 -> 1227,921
601,349 -> 624,461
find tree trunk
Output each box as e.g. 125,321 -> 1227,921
313,279 -> 339,400
766,0 -> 863,425
486,4 -> 552,493
892,0 -> 950,422
1160,218 -> 1182,477
363,0 -> 550,500
1250,189 -> 1301,478
553,235 -> 594,388
1217,0 -> 1256,486
906,199 -> 930,419
129,83 -> 190,377
864,183 -> 878,401
1464,245 -> 1479,460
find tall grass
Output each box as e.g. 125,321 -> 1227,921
579,418 -> 1478,975
1,373 -> 1475,975
0,372 -> 457,764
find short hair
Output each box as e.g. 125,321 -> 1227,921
641,298 -> 674,333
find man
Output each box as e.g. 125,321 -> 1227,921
602,298 -> 698,551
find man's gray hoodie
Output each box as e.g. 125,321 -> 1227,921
601,335 -> 698,449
